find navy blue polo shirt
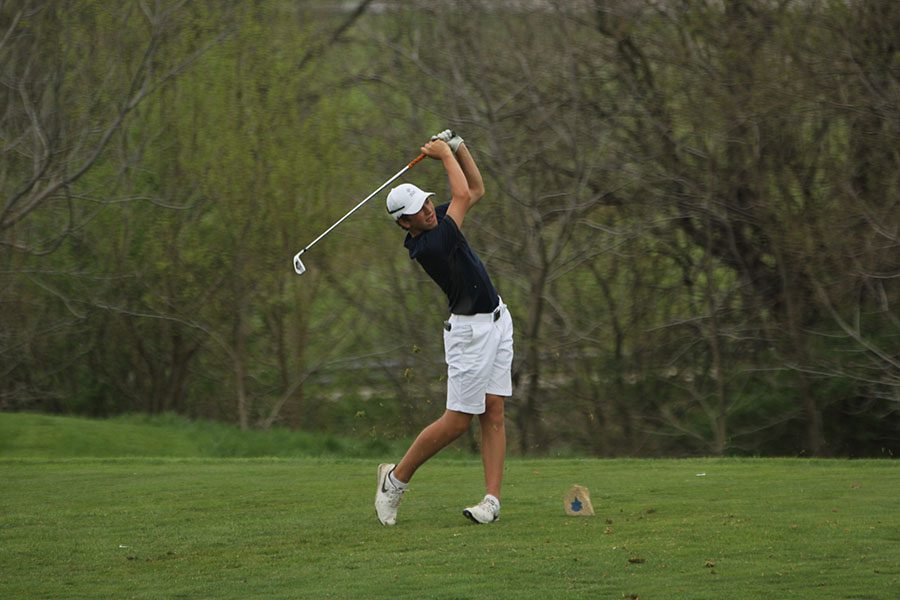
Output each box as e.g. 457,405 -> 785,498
404,203 -> 499,315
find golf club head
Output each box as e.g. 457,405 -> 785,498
293,252 -> 306,275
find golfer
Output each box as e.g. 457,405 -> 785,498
375,130 -> 514,525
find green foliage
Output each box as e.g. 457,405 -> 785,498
2,1 -> 898,457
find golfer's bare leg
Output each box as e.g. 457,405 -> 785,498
392,410 -> 472,483
479,394 -> 506,500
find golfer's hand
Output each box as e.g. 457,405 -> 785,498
422,139 -> 453,159
431,129 -> 464,153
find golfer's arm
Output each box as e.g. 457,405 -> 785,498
455,143 -> 485,206
444,152 -> 474,229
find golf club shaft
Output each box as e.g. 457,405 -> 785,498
295,153 -> 426,258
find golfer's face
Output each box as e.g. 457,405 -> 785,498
407,199 -> 437,231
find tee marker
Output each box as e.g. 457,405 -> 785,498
564,484 -> 595,516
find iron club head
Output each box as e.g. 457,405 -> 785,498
293,252 -> 306,275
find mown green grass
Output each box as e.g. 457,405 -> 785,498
1,415 -> 898,599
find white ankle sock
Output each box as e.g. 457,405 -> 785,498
389,470 -> 408,490
485,494 -> 500,507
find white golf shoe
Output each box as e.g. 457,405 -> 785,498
463,494 -> 500,524
375,463 -> 404,526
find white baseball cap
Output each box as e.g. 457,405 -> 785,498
386,183 -> 434,221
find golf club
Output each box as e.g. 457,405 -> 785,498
293,152 -> 426,275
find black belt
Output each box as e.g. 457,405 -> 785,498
444,306 -> 501,331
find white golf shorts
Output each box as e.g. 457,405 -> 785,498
442,300 -> 514,414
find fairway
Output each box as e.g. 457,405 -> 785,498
1,458 -> 897,599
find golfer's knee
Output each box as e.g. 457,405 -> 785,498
440,412 -> 472,438
451,421 -> 471,438
482,412 -> 504,432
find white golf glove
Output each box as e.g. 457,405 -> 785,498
431,129 -> 464,153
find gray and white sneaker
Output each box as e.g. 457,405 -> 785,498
375,463 -> 404,526
463,494 -> 500,524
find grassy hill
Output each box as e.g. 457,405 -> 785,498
0,412 -> 405,459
